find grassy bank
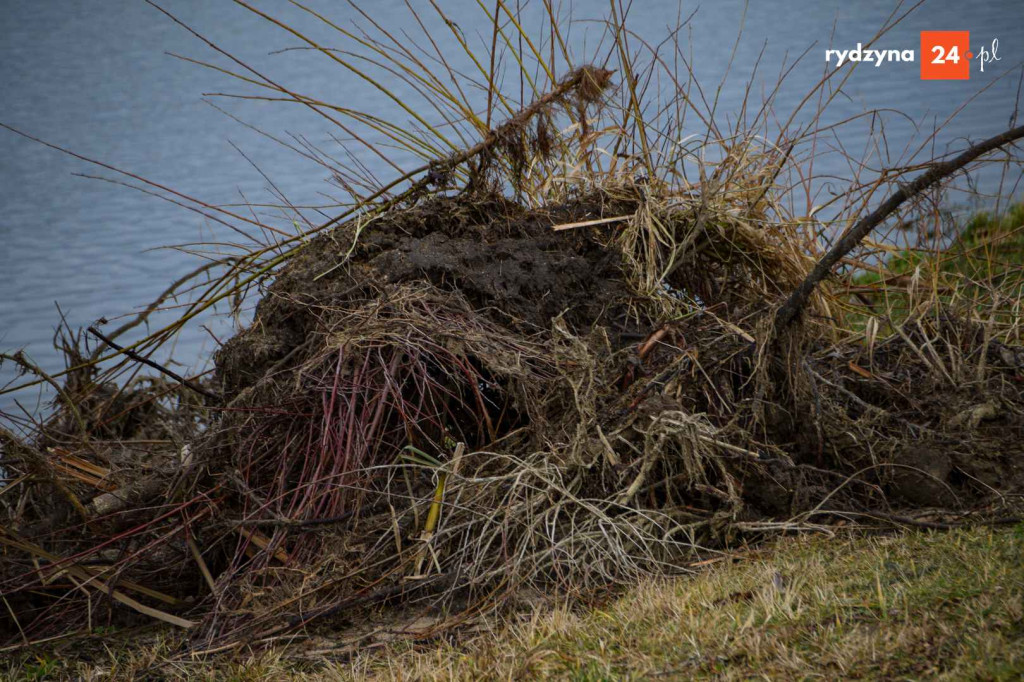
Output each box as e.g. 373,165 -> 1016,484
7,524 -> 1022,680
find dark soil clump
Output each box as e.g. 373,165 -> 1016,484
216,193 -> 638,397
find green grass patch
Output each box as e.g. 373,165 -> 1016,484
846,202 -> 1024,333
856,202 -> 1024,283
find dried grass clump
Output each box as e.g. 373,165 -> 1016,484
619,177 -> 824,321
190,195 -> 773,643
218,284 -> 551,557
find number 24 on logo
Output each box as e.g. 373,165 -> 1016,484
921,31 -> 971,80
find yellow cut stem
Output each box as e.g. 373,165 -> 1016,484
423,472 -> 448,535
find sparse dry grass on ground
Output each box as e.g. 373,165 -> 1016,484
9,524 -> 1022,681
333,525 -> 1024,681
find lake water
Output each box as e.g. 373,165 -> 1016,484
2,0 -> 1022,420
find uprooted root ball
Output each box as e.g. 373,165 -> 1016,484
3,193 -> 1023,649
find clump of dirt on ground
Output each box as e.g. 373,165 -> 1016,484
3,191 -> 1023,653
216,193 -> 638,396
213,189 -> 1024,558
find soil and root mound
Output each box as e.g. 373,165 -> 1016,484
3,187 -> 1023,652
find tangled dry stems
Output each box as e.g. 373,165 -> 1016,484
4,181 -> 1022,652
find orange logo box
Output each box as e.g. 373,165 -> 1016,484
920,31 -> 970,80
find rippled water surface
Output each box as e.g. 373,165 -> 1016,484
2,0 -> 1022,417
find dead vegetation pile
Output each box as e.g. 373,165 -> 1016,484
3,181 -> 1023,654
1,3 -> 1023,663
